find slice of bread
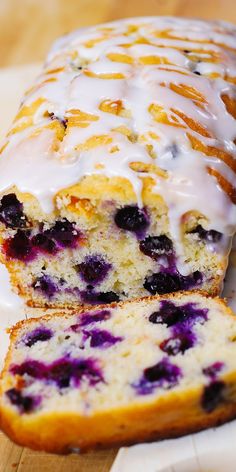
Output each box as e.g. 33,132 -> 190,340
1,292 -> 236,453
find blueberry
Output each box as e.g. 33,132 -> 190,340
201,381 -> 225,413
77,255 -> 111,285
10,357 -> 104,389
46,219 -> 80,248
75,309 -> 111,328
0,193 -> 28,229
148,301 -> 208,327
4,230 -> 34,261
80,290 -> 120,305
144,271 -> 202,295
23,327 -> 53,347
84,329 -> 123,348
72,358 -> 103,386
32,275 -> 57,298
144,272 -> 181,295
140,235 -> 173,260
10,360 -> 46,378
181,271 -> 202,289
144,358 -> 181,385
114,205 -> 149,237
47,357 -> 103,388
133,358 -> 182,395
47,358 -> 73,388
5,388 -> 39,413
165,143 -> 179,158
190,225 -> 222,243
97,291 -> 120,303
31,233 -> 57,254
149,301 -> 183,326
203,362 -> 224,379
160,331 -> 196,355
48,112 -> 67,129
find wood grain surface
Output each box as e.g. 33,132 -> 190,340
0,1 -> 235,471
0,0 -> 236,67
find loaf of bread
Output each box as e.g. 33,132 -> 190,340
0,17 -> 235,307
1,292 -> 236,453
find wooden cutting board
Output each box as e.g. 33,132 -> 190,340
0,63 -> 118,472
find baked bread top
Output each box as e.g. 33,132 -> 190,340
0,17 -> 235,236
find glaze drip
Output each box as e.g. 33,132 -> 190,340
0,17 -> 235,258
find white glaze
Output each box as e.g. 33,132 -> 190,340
0,16 -> 236,260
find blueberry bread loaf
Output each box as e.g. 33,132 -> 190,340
2,292 -> 236,453
0,17 -> 236,307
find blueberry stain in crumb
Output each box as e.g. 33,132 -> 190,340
83,328 -> 123,348
23,327 -> 53,347
71,309 -> 111,330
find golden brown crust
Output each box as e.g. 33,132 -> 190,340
1,376 -> 236,453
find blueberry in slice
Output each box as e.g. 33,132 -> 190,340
133,358 -> 182,395
0,193 -> 28,228
144,358 -> 181,386
149,301 -> 208,327
77,255 -> 111,285
4,230 -> 33,261
31,233 -> 57,254
144,272 -> 181,295
32,275 -> 57,298
190,225 -> 222,243
47,219 -> 80,248
84,329 -> 123,348
97,291 -> 120,303
23,327 -> 53,347
6,388 -> 39,413
114,205 -> 149,236
10,360 -> 46,379
77,309 -> 111,327
203,362 -> 224,379
160,331 -> 196,355
201,381 -> 225,413
140,235 -> 173,260
144,271 -> 202,295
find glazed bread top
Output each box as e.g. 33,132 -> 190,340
0,17 -> 236,235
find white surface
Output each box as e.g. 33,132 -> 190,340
0,63 -> 236,471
